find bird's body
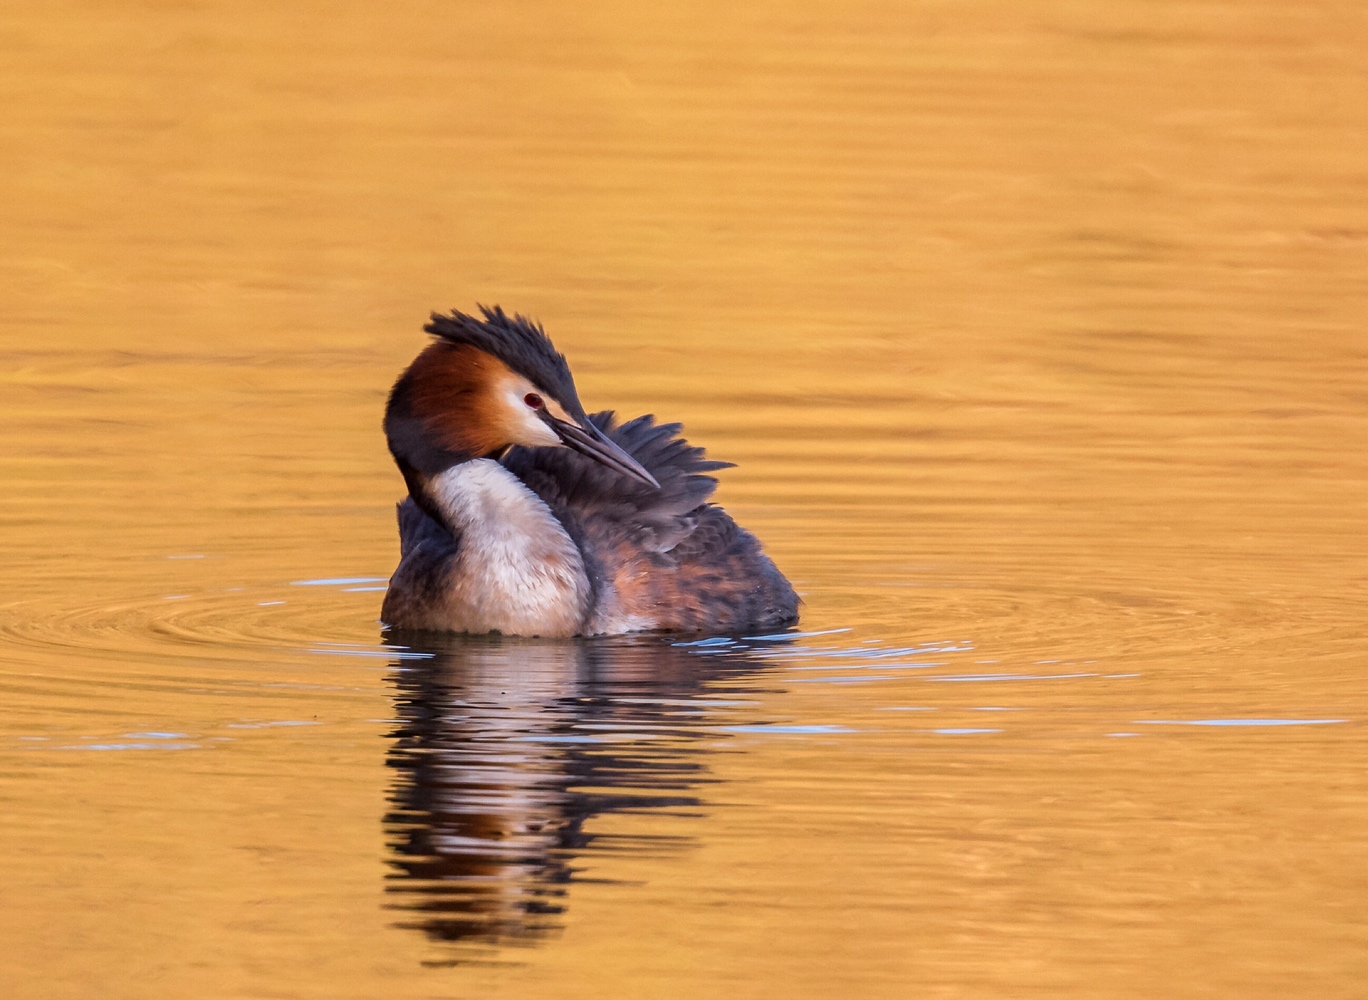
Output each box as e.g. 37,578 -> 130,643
381,307 -> 800,638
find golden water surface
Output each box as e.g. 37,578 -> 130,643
2,2 -> 1366,997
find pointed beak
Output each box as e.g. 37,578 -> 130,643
549,417 -> 660,488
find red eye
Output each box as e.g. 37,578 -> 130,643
524,393 -> 544,409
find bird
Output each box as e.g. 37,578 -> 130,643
380,305 -> 800,638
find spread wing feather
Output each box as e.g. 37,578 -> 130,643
501,411 -> 733,554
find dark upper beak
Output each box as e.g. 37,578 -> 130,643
547,416 -> 660,488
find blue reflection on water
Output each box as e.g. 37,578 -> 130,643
723,725 -> 856,735
311,648 -> 434,660
927,673 -> 1095,683
59,742 -> 199,751
1135,719 -> 1347,727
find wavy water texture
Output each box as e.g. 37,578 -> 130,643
2,2 -> 1367,999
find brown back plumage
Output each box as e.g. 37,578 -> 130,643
502,412 -> 800,632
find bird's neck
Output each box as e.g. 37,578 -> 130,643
425,459 -> 591,637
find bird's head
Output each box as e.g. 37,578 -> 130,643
385,306 -> 659,492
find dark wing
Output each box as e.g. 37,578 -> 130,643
501,412 -> 734,554
383,498 -> 460,629
395,495 -> 456,559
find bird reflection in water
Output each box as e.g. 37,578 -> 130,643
382,632 -> 768,949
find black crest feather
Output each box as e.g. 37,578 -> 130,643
424,305 -> 586,419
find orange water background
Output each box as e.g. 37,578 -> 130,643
2,2 -> 1366,997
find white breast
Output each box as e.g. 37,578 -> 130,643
426,459 -> 591,637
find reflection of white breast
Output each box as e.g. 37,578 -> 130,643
428,460 -> 591,637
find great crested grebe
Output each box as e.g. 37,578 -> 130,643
380,306 -> 800,637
